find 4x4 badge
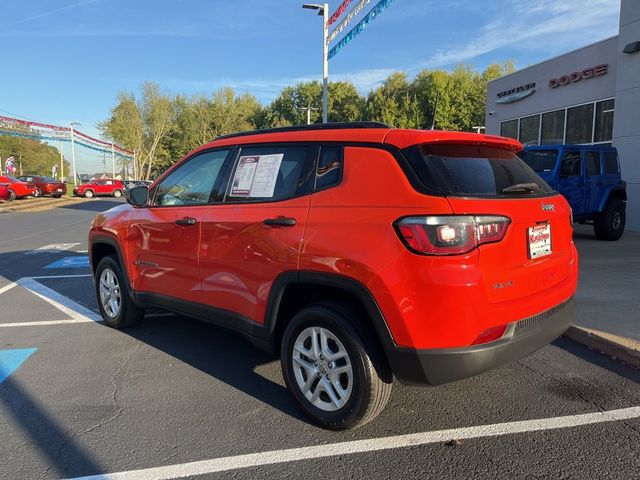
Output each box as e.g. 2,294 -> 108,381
541,203 -> 555,212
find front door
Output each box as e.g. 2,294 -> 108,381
128,149 -> 232,306
199,144 -> 316,325
558,149 -> 586,215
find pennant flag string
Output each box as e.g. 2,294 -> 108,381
327,0 -> 371,44
0,115 -> 70,132
327,0 -> 353,26
328,0 -> 395,59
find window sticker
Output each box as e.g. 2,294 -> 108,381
230,154 -> 284,198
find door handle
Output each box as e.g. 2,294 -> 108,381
263,217 -> 296,227
175,217 -> 197,226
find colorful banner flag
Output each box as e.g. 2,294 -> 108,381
328,0 -> 395,59
327,0 -> 353,26
327,0 -> 371,44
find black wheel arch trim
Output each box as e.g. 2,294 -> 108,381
90,235 -> 138,304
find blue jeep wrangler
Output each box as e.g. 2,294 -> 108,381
520,145 -> 627,240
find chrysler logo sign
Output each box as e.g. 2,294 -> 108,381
496,83 -> 536,104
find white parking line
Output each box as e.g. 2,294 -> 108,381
0,319 -> 98,328
66,406 -> 640,480
24,243 -> 80,255
17,277 -> 101,323
0,282 -> 17,295
29,274 -> 92,280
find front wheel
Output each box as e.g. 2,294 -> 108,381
113,189 -> 122,198
594,198 -> 625,241
95,255 -> 145,328
281,302 -> 392,430
34,188 -> 42,197
7,189 -> 16,201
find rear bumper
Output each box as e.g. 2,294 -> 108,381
385,297 -> 575,385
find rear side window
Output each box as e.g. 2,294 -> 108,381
560,151 -> 581,176
315,146 -> 343,191
584,151 -> 600,176
603,151 -> 619,174
519,149 -> 558,172
403,144 -> 554,197
226,146 -> 315,202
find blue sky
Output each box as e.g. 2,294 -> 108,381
1,0 -> 621,140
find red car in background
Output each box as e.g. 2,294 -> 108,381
17,175 -> 67,198
0,176 -> 37,200
0,183 -> 9,202
73,179 -> 124,198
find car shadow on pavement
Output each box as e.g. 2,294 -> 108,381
60,199 -> 125,212
124,313 -> 307,422
0,376 -> 103,478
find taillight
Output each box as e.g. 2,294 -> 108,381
395,215 -> 510,255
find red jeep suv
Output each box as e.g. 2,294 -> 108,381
74,179 -> 124,198
89,123 -> 578,429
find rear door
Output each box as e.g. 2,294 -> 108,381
405,143 -> 574,306
198,144 -> 315,325
128,148 -> 232,306
558,149 -> 586,215
583,149 -> 602,213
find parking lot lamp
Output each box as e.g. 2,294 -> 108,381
302,3 -> 329,123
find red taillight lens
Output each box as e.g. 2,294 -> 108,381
395,216 -> 510,255
471,324 -> 508,345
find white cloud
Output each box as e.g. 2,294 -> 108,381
422,0 -> 619,67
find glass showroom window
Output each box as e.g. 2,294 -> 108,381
594,99 -> 615,143
500,119 -> 518,140
540,109 -> 565,145
566,104 -> 594,144
519,115 -> 540,146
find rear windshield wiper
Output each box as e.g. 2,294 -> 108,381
501,182 -> 540,193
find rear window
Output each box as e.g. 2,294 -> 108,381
519,149 -> 558,172
404,144 -> 554,197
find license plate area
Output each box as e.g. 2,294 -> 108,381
527,224 -> 552,259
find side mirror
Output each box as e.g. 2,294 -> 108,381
126,186 -> 149,207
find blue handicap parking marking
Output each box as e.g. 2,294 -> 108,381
44,255 -> 90,269
0,348 -> 37,383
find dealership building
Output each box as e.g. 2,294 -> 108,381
486,0 -> 640,231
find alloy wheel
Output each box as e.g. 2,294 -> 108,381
99,268 -> 121,318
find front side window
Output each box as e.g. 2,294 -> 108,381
519,149 -> 558,172
560,151 -> 581,176
152,149 -> 229,206
226,146 -> 315,202
404,144 -> 554,197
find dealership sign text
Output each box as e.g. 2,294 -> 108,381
549,64 -> 608,89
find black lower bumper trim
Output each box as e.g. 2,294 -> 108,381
386,297 -> 575,386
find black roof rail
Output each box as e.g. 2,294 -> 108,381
214,121 -> 390,141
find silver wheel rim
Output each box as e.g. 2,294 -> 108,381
114,190 -> 121,197
292,326 -> 353,412
612,212 -> 622,230
99,268 -> 121,318
86,191 -> 93,197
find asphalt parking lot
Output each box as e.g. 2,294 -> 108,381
1,199 -> 639,479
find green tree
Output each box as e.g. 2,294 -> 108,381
0,134 -> 68,177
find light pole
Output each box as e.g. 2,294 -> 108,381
70,122 -> 80,187
303,3 -> 329,123
111,143 -> 116,179
296,105 -> 320,124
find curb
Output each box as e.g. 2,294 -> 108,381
564,325 -> 640,369
0,197 -> 90,213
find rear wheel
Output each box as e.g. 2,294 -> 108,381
7,189 -> 16,201
113,189 -> 122,198
34,187 -> 42,197
281,302 -> 392,430
95,255 -> 144,328
84,190 -> 94,198
594,198 -> 625,241
53,194 -> 62,198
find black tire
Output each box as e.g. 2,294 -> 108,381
113,189 -> 122,198
53,194 -> 62,198
7,189 -> 16,201
594,198 -> 625,241
281,301 -> 393,430
84,190 -> 94,198
95,255 -> 144,328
